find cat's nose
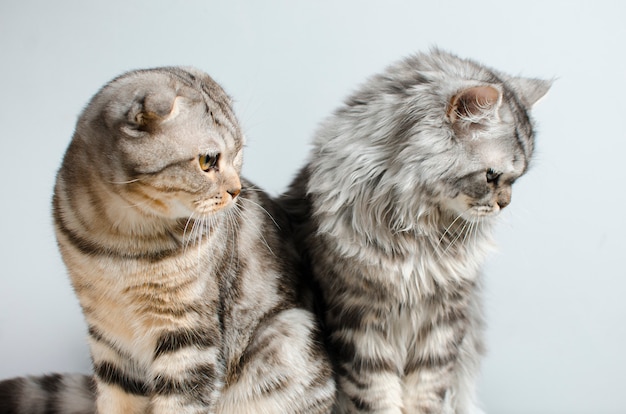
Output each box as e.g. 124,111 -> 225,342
496,187 -> 512,209
496,195 -> 511,209
227,188 -> 241,199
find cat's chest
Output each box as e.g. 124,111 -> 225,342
64,242 -> 221,322
396,252 -> 477,296
65,245 -> 221,359
344,240 -> 483,303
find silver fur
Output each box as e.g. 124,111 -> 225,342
282,49 -> 550,413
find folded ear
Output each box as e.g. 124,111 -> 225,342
447,85 -> 502,124
126,90 -> 183,131
507,77 -> 552,108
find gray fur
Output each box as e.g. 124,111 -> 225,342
281,49 -> 550,413
0,67 -> 335,414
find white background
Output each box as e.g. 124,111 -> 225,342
1,1 -> 624,413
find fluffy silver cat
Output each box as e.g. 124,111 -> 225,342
0,67 -> 335,414
281,49 -> 550,413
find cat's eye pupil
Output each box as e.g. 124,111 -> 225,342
199,153 -> 220,172
486,168 -> 500,183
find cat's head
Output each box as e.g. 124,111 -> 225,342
309,50 -> 550,233
72,67 -> 244,220
436,77 -> 550,221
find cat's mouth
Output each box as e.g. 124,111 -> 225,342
191,191 -> 241,216
443,196 -> 502,222
464,204 -> 501,221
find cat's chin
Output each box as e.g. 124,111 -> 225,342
463,208 -> 501,222
442,196 -> 502,223
440,205 -> 501,224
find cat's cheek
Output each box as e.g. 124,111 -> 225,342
442,195 -> 472,218
169,199 -> 197,218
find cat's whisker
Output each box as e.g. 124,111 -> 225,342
182,213 -> 197,250
435,208 -> 472,259
235,200 -> 276,257
239,197 -> 280,230
197,217 -> 209,263
223,207 -> 239,272
118,197 -> 153,211
107,178 -> 143,185
472,220 -> 482,247
442,221 -> 467,257
462,219 -> 475,246
437,212 -> 464,247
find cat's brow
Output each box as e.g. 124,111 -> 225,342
131,158 -> 195,176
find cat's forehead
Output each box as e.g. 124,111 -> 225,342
461,131 -> 528,176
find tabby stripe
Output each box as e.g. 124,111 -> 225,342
37,373 -> 63,394
352,354 -> 397,373
200,82 -> 239,139
296,393 -> 335,414
349,394 -> 375,412
0,377 -> 24,413
142,303 -> 197,318
513,128 -> 530,172
235,305 -> 293,371
258,376 -> 290,396
152,363 -> 218,401
37,374 -> 63,414
84,375 -> 97,397
404,351 -> 458,374
122,278 -> 197,296
88,325 -> 117,349
308,342 -> 335,388
438,306 -> 468,326
54,209 -> 182,262
332,334 -> 397,374
328,304 -> 388,332
128,158 -> 195,178
88,325 -> 134,362
507,88 -> 534,162
337,365 -> 369,390
94,362 -> 149,396
154,326 -> 221,359
167,65 -> 239,140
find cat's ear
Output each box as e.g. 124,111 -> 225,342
507,77 -> 552,108
127,90 -> 183,130
447,85 -> 502,124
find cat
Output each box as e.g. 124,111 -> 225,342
280,49 -> 551,413
0,67 -> 336,414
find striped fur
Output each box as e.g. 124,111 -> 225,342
281,50 -> 550,413
0,67 -> 335,413
0,374 -> 94,414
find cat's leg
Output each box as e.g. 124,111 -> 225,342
447,296 -> 485,414
401,332 -> 482,414
332,327 -> 404,414
216,308 -> 336,414
400,365 -> 456,414
147,326 -> 225,414
402,298 -> 483,414
94,382 -> 149,414
90,338 -> 151,414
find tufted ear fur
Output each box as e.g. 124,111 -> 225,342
447,85 -> 502,124
507,77 -> 552,108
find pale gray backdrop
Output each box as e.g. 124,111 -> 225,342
1,1 -> 624,413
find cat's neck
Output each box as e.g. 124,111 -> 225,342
55,165 -> 224,258
315,198 -> 496,278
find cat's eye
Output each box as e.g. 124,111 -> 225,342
199,153 -> 220,172
486,168 -> 501,183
